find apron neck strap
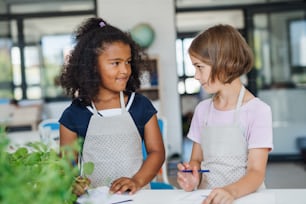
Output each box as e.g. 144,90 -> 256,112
235,85 -> 245,110
119,91 -> 126,111
233,85 -> 245,123
90,91 -> 126,115
206,85 -> 246,125
91,101 -> 99,114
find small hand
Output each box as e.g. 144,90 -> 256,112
72,176 -> 91,196
177,162 -> 200,192
109,177 -> 141,195
202,188 -> 234,204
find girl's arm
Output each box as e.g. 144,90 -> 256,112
59,124 -> 78,159
189,142 -> 203,170
132,114 -> 166,189
224,148 -> 269,197
204,148 -> 269,204
60,124 -> 78,146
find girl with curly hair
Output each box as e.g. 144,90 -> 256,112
59,17 -> 165,196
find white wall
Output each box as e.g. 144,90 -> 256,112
97,0 -> 183,156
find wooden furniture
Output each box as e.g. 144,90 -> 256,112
138,57 -> 160,101
1,103 -> 42,130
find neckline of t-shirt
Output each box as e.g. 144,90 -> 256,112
211,97 -> 259,113
86,92 -> 135,113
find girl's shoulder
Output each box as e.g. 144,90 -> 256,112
62,98 -> 92,116
133,92 -> 152,102
192,98 -> 212,120
60,99 -> 92,121
129,92 -> 157,115
71,98 -> 89,109
244,97 -> 271,111
132,92 -> 156,108
195,98 -> 213,110
242,97 -> 272,118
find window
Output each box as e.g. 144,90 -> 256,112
0,39 -> 13,98
288,19 -> 306,73
0,0 -> 95,100
41,34 -> 75,98
176,37 -> 201,95
11,46 -> 42,99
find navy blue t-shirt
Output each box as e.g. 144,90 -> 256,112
59,92 -> 157,140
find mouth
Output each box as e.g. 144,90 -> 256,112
116,77 -> 129,83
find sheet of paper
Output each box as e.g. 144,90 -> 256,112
77,186 -> 134,204
234,191 -> 276,204
176,190 -> 276,204
176,190 -> 210,204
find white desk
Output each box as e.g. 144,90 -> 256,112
77,188 -> 306,204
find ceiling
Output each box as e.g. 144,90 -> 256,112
0,0 -> 301,43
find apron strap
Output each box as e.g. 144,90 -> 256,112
235,86 -> 245,110
91,101 -> 99,115
119,91 -> 127,112
206,85 -> 246,125
126,92 -> 135,111
89,91 -> 127,115
233,85 -> 245,123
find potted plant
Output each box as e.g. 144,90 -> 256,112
0,128 -> 93,204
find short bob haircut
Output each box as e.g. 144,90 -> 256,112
188,24 -> 254,84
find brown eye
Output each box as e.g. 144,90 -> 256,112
111,62 -> 120,66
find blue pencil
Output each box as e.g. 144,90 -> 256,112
180,169 -> 210,173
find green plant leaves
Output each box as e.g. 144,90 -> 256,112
83,161 -> 94,176
0,133 -> 80,204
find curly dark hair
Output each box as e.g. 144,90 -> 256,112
60,17 -> 145,106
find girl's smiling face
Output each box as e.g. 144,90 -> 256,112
97,41 -> 132,93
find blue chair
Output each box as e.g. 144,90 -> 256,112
142,117 -> 175,189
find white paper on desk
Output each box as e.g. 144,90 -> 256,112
234,191 -> 276,204
77,186 -> 134,204
176,190 -> 210,204
176,190 -> 275,204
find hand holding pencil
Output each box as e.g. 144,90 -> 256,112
177,162 -> 206,192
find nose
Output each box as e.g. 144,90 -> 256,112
194,69 -> 200,81
120,63 -> 130,74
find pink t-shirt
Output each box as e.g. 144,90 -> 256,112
187,97 -> 273,151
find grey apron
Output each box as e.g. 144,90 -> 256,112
199,86 -> 265,189
82,91 -> 143,188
